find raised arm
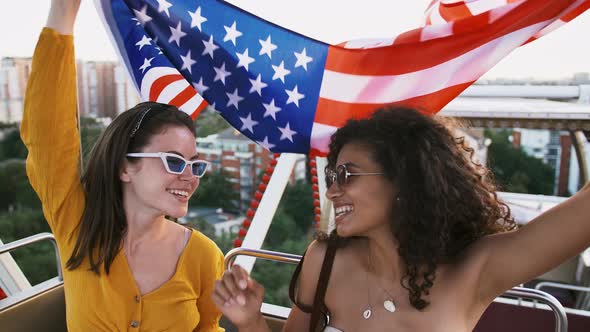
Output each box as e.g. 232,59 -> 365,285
46,0 -> 80,35
477,181 -> 590,302
20,0 -> 84,236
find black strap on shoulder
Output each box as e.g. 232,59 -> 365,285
288,239 -> 338,332
289,248 -> 313,313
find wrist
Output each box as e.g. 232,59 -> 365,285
238,314 -> 268,332
46,1 -> 81,35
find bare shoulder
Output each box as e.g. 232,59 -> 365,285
300,240 -> 329,281
294,239 -> 333,306
301,238 -> 360,280
168,222 -> 223,267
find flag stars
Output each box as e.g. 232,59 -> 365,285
226,88 -> 244,110
239,113 -> 259,133
262,99 -> 281,120
236,49 -> 255,71
156,0 -> 173,17
138,57 -> 154,73
202,35 -> 219,59
135,35 -> 152,50
278,123 -> 297,142
257,136 -> 276,151
193,77 -> 209,93
133,5 -> 152,26
180,50 -> 197,74
210,102 -> 220,113
294,48 -> 313,71
259,35 -> 277,59
249,74 -> 267,96
153,37 -> 163,54
272,61 -> 291,83
188,6 -> 207,30
285,85 -> 304,107
213,62 -> 231,85
223,21 -> 243,46
168,22 -> 186,47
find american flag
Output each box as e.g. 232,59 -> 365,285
96,0 -> 589,156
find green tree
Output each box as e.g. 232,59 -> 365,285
187,217 -> 217,240
0,122 -> 17,130
246,180 -> 315,307
0,128 -> 27,160
0,159 -> 41,211
213,230 -> 236,255
0,210 -> 56,285
281,180 -> 314,234
486,129 -> 555,195
194,107 -> 230,138
190,170 -> 240,212
80,125 -> 105,163
251,208 -> 311,306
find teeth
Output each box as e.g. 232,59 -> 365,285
335,205 -> 353,217
168,189 -> 189,197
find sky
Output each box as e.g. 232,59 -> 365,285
1,0 -> 589,80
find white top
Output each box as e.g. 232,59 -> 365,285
324,326 -> 344,332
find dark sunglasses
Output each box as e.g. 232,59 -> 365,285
324,164 -> 384,188
126,152 -> 209,177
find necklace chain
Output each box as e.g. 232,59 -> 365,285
363,244 -> 397,320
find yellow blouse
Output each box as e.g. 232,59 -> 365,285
21,28 -> 225,332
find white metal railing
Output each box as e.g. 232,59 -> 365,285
535,281 -> 590,310
535,281 -> 590,295
0,233 -> 64,312
0,233 -> 62,281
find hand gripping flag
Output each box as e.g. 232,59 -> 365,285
96,0 -> 589,156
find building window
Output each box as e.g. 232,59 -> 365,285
240,165 -> 251,179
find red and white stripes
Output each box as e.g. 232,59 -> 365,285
140,67 -> 207,119
309,0 -> 588,156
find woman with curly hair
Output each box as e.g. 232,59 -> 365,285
213,107 -> 590,331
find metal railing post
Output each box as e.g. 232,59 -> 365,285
0,233 -> 62,281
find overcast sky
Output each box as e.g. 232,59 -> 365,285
2,0 -> 589,79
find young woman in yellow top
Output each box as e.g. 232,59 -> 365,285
21,1 -> 224,331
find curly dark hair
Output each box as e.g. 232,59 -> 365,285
325,106 -> 515,310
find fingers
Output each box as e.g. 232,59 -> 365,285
213,264 -> 250,306
223,268 -> 245,305
214,278 -> 233,305
230,264 -> 250,291
211,285 -> 227,308
248,278 -> 265,299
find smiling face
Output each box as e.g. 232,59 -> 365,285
120,125 -> 200,219
326,142 -> 397,238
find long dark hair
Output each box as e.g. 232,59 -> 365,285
326,106 -> 515,310
66,102 -> 196,274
